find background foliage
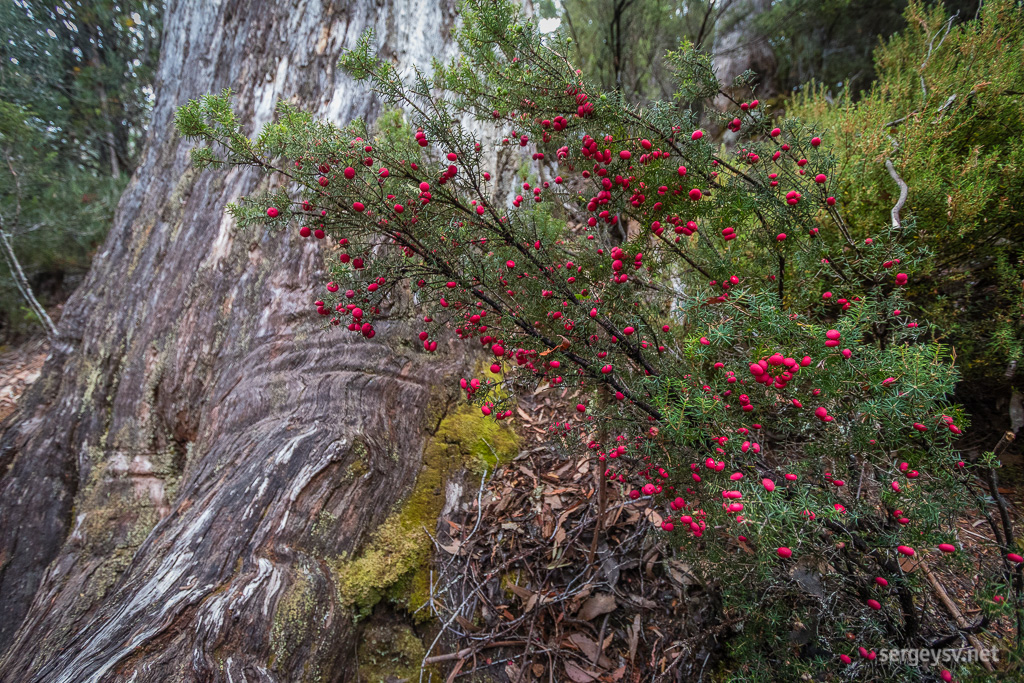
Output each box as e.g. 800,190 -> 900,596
0,0 -> 161,339
789,0 -> 1024,387
546,0 -> 983,104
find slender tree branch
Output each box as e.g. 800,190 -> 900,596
885,159 -> 909,229
0,219 -> 59,338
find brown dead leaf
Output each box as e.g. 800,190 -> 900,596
553,461 -> 575,479
455,615 -> 480,633
445,657 -> 465,683
492,490 -> 514,515
668,560 -> 697,587
644,549 -> 659,578
627,614 -> 641,663
899,556 -> 921,573
540,507 -> 556,537
622,506 -> 640,525
566,633 -> 614,669
518,464 -> 538,484
564,661 -> 600,682
508,584 -> 533,601
626,593 -> 657,610
578,593 -> 617,621
538,338 -> 571,356
439,540 -> 462,555
607,504 -> 625,528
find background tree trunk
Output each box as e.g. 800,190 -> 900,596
0,0 -> 463,680
712,0 -> 777,109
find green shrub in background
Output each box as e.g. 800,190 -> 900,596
789,0 -> 1024,387
0,102 -> 127,337
0,0 -> 160,340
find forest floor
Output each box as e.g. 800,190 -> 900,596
421,381 -> 1024,681
0,337 -> 47,423
1,337 -> 1022,680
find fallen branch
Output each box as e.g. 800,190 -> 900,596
423,639 -> 525,664
919,561 -> 995,672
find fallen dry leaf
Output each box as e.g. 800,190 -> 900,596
643,509 -> 663,527
455,615 -> 479,633
508,584 -> 533,601
566,632 -> 614,669
564,661 -> 600,682
578,593 -> 617,621
627,614 -> 641,663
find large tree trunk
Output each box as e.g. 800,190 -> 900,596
0,0 -> 463,680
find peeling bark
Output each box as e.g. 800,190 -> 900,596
0,0 -> 463,680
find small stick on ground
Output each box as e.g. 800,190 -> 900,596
588,456 -> 606,566
920,561 -> 995,672
424,640 -> 525,665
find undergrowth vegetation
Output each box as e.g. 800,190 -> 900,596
790,0 -> 1024,386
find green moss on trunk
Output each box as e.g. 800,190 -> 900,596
330,407 -> 518,619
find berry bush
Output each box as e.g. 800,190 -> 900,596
175,0 -> 1022,678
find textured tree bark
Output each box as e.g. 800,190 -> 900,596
0,0 -> 463,680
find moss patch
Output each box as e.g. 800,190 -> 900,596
433,404 -> 520,473
330,406 -> 519,619
269,566 -> 318,670
357,618 -> 427,683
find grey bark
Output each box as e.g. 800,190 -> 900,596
0,0 -> 462,680
711,0 -> 777,109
